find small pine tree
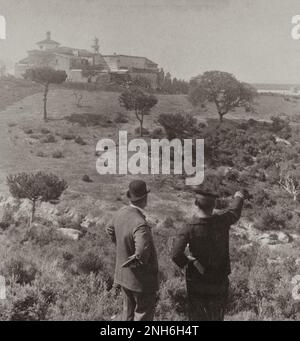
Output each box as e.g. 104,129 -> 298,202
24,67 -> 67,121
119,88 -> 158,136
7,172 -> 68,226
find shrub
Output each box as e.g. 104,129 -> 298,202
270,115 -> 291,134
2,257 -> 39,285
0,206 -> 14,230
40,128 -> 51,134
47,273 -> 120,320
74,136 -> 87,145
255,208 -> 286,231
265,166 -> 280,184
2,280 -> 57,321
76,251 -> 104,275
65,113 -> 103,127
60,133 -> 75,140
25,224 -> 62,246
57,215 -> 83,231
150,127 -> 164,138
252,189 -> 276,208
7,122 -> 17,128
225,169 -> 240,182
41,134 -> 56,143
134,126 -> 149,136
29,134 -> 42,140
36,151 -> 47,158
158,112 -> 199,140
228,263 -> 258,317
158,217 -> 175,229
114,112 -> 129,124
23,128 -> 33,134
82,175 -> 93,183
52,150 -> 64,159
156,277 -> 187,321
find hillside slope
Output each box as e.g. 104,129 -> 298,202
0,85 -> 300,320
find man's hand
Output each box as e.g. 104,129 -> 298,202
122,254 -> 144,269
187,255 -> 205,275
235,189 -> 251,200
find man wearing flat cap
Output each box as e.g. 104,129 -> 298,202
106,180 -> 158,321
172,188 -> 246,321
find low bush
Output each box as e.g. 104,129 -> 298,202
25,224 -> 63,247
252,189 -> 276,208
82,175 -> 93,183
75,251 -> 105,275
134,126 -> 149,136
23,128 -> 33,134
65,113 -> 104,127
40,128 -> 51,135
52,150 -> 64,159
60,133 -> 75,140
36,151 -> 47,158
270,115 -> 291,139
150,127 -> 164,138
114,112 -> 129,124
255,208 -> 286,231
41,134 -> 56,143
158,112 -> 199,140
74,136 -> 87,145
2,256 -> 39,285
156,277 -> 187,321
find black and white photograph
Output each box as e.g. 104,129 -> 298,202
0,0 -> 300,323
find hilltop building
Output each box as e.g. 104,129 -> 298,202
15,32 -> 160,88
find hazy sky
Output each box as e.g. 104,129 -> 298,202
1,0 -> 300,83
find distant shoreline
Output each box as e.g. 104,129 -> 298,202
252,84 -> 300,96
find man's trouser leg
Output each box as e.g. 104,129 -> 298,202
122,287 -> 135,321
186,280 -> 228,321
122,287 -> 156,321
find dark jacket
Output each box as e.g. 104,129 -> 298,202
106,206 -> 159,293
172,196 -> 243,292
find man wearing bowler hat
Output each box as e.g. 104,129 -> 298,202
106,180 -> 158,321
172,188 -> 246,321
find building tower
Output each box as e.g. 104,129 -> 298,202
92,37 -> 100,54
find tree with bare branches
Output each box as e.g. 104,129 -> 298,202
278,171 -> 299,201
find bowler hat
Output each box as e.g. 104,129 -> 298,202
127,180 -> 150,202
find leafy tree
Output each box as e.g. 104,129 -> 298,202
7,172 -> 68,226
119,88 -> 158,136
188,71 -> 257,122
24,67 -> 67,121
